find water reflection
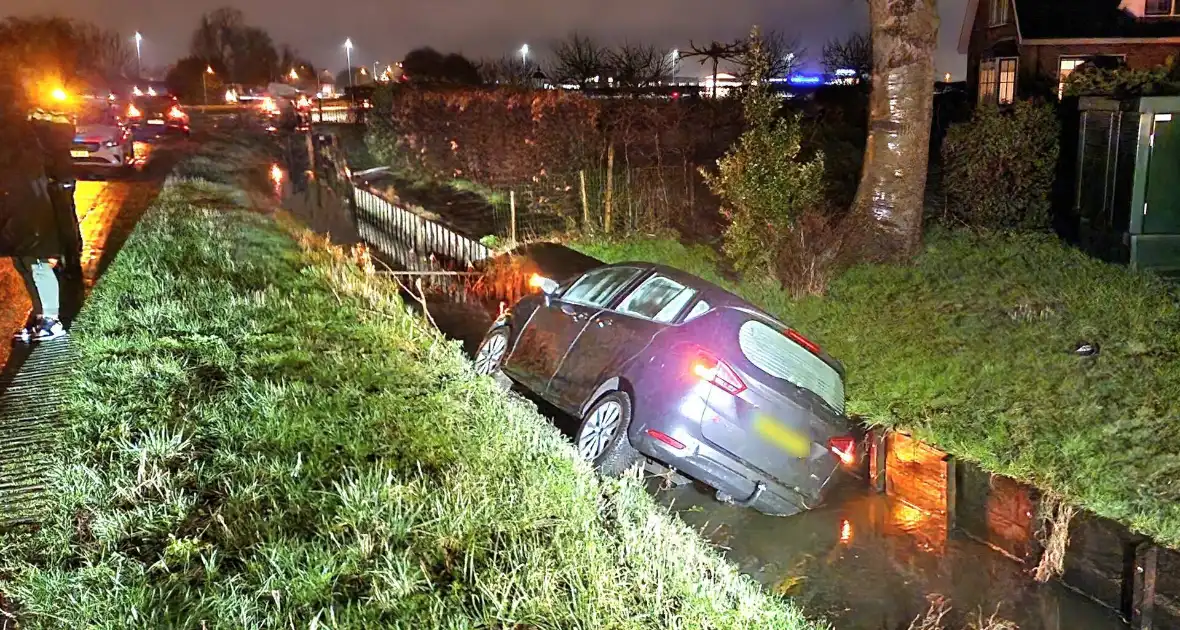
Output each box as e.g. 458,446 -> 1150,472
653,482 -> 1126,630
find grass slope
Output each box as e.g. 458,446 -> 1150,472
0,175 -> 820,629
571,232 -> 1180,548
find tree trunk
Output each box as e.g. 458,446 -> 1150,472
848,0 -> 939,263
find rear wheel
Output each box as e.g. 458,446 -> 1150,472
473,327 -> 509,376
577,392 -> 642,476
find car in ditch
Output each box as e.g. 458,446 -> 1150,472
473,261 -> 857,516
70,99 -> 134,168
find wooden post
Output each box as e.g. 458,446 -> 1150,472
870,430 -> 887,493
579,170 -> 590,232
1132,543 -> 1159,629
604,144 -> 615,234
945,455 -> 958,537
509,190 -> 517,246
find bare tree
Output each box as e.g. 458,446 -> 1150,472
607,42 -> 671,88
549,32 -> 606,89
823,33 -> 872,81
480,55 -> 537,86
190,7 -> 281,85
683,40 -> 744,98
847,0 -> 938,262
733,30 -> 803,82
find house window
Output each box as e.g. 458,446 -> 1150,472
979,60 -> 998,104
1146,0 -> 1174,16
1058,57 -> 1087,99
989,0 -> 1011,26
998,58 -> 1018,104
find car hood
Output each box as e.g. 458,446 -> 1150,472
75,124 -> 121,142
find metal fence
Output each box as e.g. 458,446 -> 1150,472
352,186 -> 492,271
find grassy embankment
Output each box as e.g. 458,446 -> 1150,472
0,152 -> 822,629
570,233 -> 1180,549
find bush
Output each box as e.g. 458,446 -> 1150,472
701,28 -> 826,285
942,101 -> 1059,230
1064,58 -> 1180,97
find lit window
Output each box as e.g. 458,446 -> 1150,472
989,0 -> 1010,25
1146,0 -> 1174,16
998,58 -> 1018,105
978,60 -> 998,104
1058,57 -> 1087,99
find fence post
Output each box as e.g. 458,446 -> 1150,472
510,190 -> 517,247
604,144 -> 615,234
1133,543 -> 1160,629
580,170 -> 590,232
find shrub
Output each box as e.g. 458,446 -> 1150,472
941,101 -> 1059,230
701,28 -> 826,283
1064,58 -> 1180,97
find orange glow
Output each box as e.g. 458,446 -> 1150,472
127,103 -> 141,118
528,273 -> 546,290
830,444 -> 855,466
270,164 -> 284,183
892,501 -> 930,530
168,106 -> 184,119
839,519 -> 852,544
692,361 -> 715,381
261,97 -> 278,113
51,88 -> 68,102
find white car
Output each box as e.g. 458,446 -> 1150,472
71,102 -> 134,168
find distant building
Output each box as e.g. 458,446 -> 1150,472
960,0 -> 1180,105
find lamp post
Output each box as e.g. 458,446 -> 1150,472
345,38 -> 354,89
203,65 -> 214,105
135,32 -> 143,79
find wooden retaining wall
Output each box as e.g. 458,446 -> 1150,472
870,429 -> 1179,629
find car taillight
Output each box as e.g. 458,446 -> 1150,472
828,436 -> 856,466
785,328 -> 822,356
692,351 -> 745,395
169,106 -> 184,119
127,104 -> 141,118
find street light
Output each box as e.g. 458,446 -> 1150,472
520,43 -> 529,65
134,32 -> 143,79
289,68 -> 299,81
670,49 -> 679,85
203,65 -> 214,105
344,38 -> 354,89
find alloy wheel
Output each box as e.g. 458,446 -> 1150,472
473,330 -> 508,376
577,400 -> 623,461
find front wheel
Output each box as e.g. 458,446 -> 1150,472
576,392 -> 642,476
473,327 -> 509,376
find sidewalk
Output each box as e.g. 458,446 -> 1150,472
0,178 -> 162,528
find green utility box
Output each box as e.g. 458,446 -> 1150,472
1074,96 -> 1180,274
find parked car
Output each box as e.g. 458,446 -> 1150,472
71,100 -> 133,168
126,95 -> 190,139
473,261 -> 856,516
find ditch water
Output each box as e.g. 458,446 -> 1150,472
275,139 -> 1129,630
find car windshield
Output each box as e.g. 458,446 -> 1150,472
77,103 -> 119,126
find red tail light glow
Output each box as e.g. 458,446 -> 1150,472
168,106 -> 184,119
786,328 -> 822,356
692,351 -> 746,395
645,429 -> 685,450
127,104 -> 141,118
828,436 -> 856,466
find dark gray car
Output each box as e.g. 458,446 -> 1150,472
474,261 -> 857,516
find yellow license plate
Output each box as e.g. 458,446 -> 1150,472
70,150 -> 89,158
754,415 -> 811,458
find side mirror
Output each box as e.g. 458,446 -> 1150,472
529,274 -> 560,296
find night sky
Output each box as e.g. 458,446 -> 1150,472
2,0 -> 970,78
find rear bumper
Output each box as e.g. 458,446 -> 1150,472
632,430 -> 826,516
71,145 -> 125,166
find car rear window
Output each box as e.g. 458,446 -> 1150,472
738,320 -> 844,414
616,274 -> 697,323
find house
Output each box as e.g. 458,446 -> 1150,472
959,0 -> 1180,104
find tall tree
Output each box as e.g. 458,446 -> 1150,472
479,55 -> 537,86
189,8 -> 280,85
549,33 -> 606,89
822,33 -> 872,83
607,43 -> 671,88
733,30 -> 803,82
0,17 -> 131,83
848,0 -> 938,262
401,47 -> 481,84
683,40 -> 743,98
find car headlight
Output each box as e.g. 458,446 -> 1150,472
104,140 -> 119,147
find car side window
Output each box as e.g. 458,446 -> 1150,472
562,267 -> 641,307
684,299 -> 711,321
616,274 -> 698,323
